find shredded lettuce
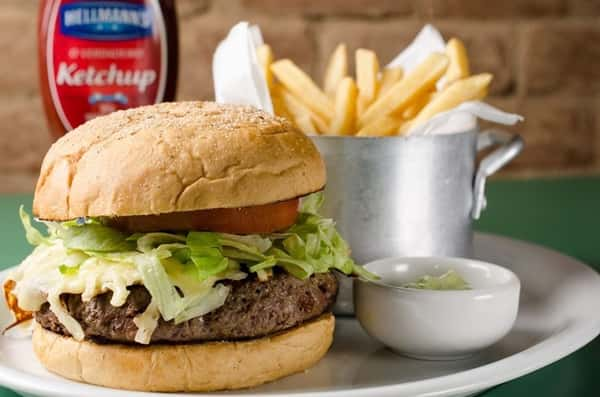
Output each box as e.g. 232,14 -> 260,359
219,233 -> 272,253
174,284 -> 230,324
19,206 -> 47,246
18,193 -> 374,282
58,264 -> 80,275
47,293 -> 84,341
133,300 -> 159,344
54,222 -> 135,252
15,192 -> 375,340
187,232 -> 229,278
136,232 -> 186,253
300,191 -> 325,215
403,269 -> 471,290
133,254 -> 185,321
61,217 -> 101,227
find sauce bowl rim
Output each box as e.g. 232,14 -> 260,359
356,256 -> 521,296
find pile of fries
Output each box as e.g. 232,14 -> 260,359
256,38 -> 492,137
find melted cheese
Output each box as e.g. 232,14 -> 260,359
133,300 -> 159,344
7,240 -> 241,344
7,241 -> 143,340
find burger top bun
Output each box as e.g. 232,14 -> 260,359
33,101 -> 326,220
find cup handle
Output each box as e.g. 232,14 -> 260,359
472,129 -> 524,219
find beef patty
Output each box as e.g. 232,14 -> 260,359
35,270 -> 338,344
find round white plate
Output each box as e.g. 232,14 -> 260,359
0,233 -> 599,397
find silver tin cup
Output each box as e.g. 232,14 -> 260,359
311,128 -> 523,315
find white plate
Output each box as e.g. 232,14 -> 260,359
0,233 -> 599,397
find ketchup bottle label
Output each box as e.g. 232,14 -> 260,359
45,0 -> 167,130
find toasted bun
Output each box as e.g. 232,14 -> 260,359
33,102 -> 326,221
32,314 -> 334,392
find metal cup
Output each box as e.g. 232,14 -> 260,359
311,128 -> 523,315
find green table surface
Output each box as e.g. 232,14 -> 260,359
0,176 -> 598,396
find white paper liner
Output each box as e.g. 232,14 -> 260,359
410,101 -> 523,135
212,22 -> 273,114
386,24 -> 445,73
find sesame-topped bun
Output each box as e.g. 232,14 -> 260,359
33,101 -> 326,221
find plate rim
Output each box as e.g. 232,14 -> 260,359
0,232 -> 599,397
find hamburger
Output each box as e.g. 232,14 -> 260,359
4,102 -> 372,392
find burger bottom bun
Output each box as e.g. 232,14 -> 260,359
32,313 -> 334,392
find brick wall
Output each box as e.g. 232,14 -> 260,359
0,0 -> 598,192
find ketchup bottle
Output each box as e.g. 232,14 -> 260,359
38,0 -> 178,139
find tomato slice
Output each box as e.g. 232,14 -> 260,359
109,198 -> 300,234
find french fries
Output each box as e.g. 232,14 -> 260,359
330,77 -> 358,135
295,114 -> 318,135
357,115 -> 403,137
400,73 -> 492,134
260,34 -> 493,137
323,43 -> 348,99
443,38 -> 470,88
271,59 -> 334,122
270,88 -> 293,122
279,87 -> 329,134
256,44 -> 274,91
402,91 -> 436,120
379,67 -> 404,97
355,49 -> 380,116
359,53 -> 449,128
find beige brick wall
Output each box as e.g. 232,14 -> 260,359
0,0 -> 598,192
